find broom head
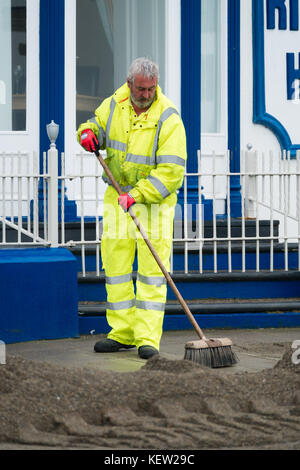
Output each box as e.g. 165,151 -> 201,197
184,337 -> 239,368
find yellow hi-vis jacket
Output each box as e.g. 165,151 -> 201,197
77,83 -> 187,204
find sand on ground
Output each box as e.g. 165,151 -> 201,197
0,339 -> 300,451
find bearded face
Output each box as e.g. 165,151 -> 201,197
127,74 -> 157,111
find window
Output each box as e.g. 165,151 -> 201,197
201,0 -> 221,133
76,0 -> 113,128
0,0 -> 26,131
76,0 -> 165,128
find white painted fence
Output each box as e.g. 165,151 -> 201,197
0,150 -> 48,245
1,143 -> 299,275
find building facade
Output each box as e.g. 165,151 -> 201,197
0,0 -> 300,214
1,0 -> 300,341
1,0 -> 300,219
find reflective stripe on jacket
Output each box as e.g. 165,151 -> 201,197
77,82 -> 187,204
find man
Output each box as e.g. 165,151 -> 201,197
77,57 -> 187,359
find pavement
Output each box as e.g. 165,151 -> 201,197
5,327 -> 300,374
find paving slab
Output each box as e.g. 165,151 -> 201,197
5,327 -> 300,374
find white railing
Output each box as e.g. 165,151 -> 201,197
175,148 -> 300,274
1,140 -> 300,275
59,150 -> 104,277
0,151 -> 49,246
57,148 -> 300,275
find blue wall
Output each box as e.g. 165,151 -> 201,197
39,0 -> 65,157
180,0 -> 201,210
0,248 -> 78,343
39,0 -> 77,221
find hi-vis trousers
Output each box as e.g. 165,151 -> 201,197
101,186 -> 176,350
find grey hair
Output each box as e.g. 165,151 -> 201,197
127,57 -> 159,83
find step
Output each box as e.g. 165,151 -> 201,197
78,298 -> 300,334
0,221 -> 99,244
78,270 -> 300,302
79,298 -> 300,315
174,218 -> 280,240
70,242 -> 300,273
0,219 -> 279,243
173,242 -> 299,271
77,269 -> 300,333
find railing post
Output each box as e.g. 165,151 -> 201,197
47,121 -> 59,247
0,340 -> 5,365
244,146 -> 257,219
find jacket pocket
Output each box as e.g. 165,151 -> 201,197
123,161 -> 154,186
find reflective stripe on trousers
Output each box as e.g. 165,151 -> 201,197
101,185 -> 175,350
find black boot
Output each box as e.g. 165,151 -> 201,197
94,338 -> 135,353
138,345 -> 159,359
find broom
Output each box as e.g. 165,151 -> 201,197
94,150 -> 239,368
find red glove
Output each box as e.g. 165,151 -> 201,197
118,192 -> 136,212
80,129 -> 99,153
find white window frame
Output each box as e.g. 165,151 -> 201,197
165,0 -> 181,112
200,0 -> 228,215
0,0 -> 39,155
64,0 -> 182,216
201,0 -> 228,156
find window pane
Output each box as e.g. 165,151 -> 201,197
0,0 -> 26,131
76,0 -> 165,129
76,0 -> 114,129
201,0 -> 220,133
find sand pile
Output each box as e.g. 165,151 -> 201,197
0,347 -> 299,450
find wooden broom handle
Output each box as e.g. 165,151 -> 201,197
95,151 -> 206,341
